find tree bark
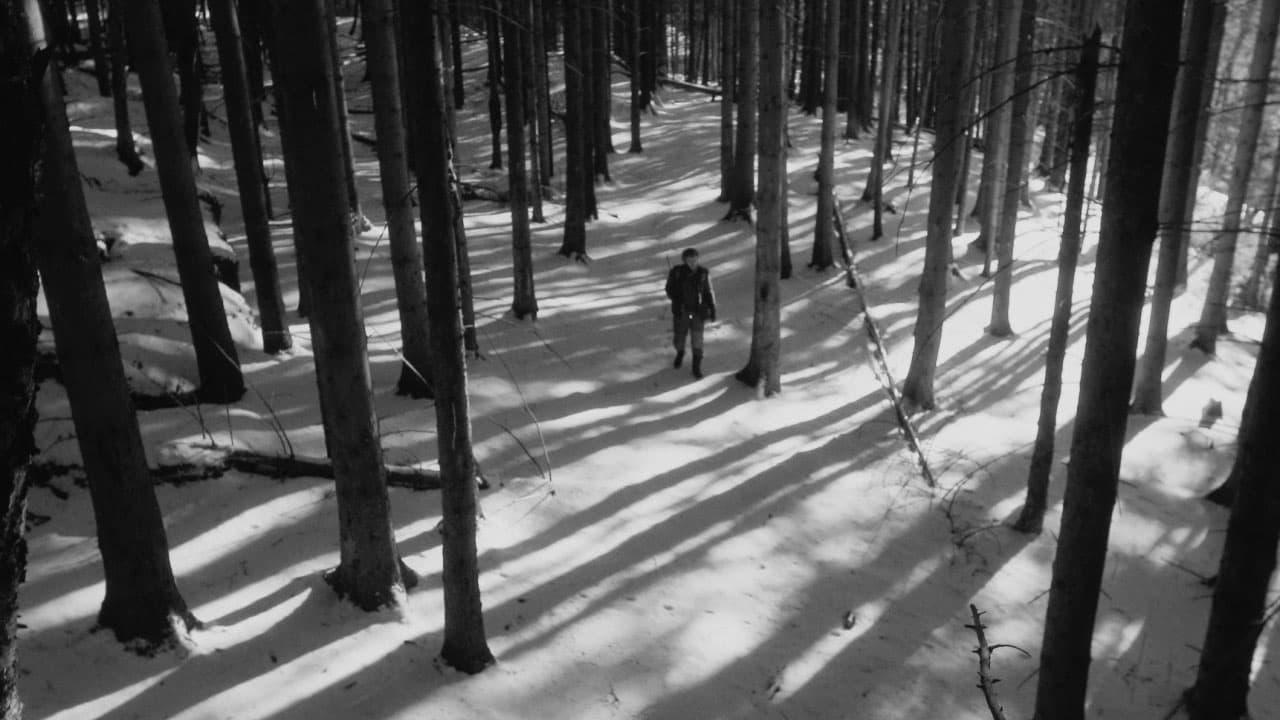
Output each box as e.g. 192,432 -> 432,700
1132,0 -> 1223,415
1187,263 -> 1280,719
1191,0 -> 1280,354
862,0 -> 903,243
559,0 -> 589,259
485,1 -> 504,169
106,0 -> 144,175
532,0 -> 553,181
209,0 -> 292,355
1177,1 -> 1227,288
628,0 -> 643,152
505,0 -> 538,319
736,0 -> 783,396
85,0 -> 110,96
1237,157 -> 1280,310
324,0 -> 369,230
716,0 -> 734,200
1015,27 -> 1098,535
270,0 -> 406,611
900,0 -> 973,411
362,0 -> 434,397
590,0 -> 613,171
972,0 -> 1020,278
1032,1 -> 1183,716
811,0 -> 840,269
404,0 -> 496,673
122,0 -> 246,403
450,0 -> 465,108
32,5 -> 200,646
724,0 -> 757,221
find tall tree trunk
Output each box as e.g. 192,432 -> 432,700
532,0 -> 553,180
811,0 -> 840,269
578,0 -> 598,218
628,0 -> 643,152
843,0 -> 863,139
122,0 -> 247,403
736,0 -> 782,396
524,0 -> 547,222
362,0 -> 433,397
106,0 -> 144,175
716,0 -> 734,200
505,0 -> 538,319
987,0 -> 1032,336
1032,1 -> 1183,716
1191,0 -> 1280,355
1015,27 -> 1098,535
270,0 -> 406,611
404,0 -> 495,673
591,0 -> 613,169
1132,0 -> 1223,415
450,0 -> 465,107
32,7 -> 200,646
724,0 -> 757,220
972,0 -> 1020,276
1238,156 -> 1280,310
325,0 -> 369,230
209,0 -> 292,355
1178,2 -> 1227,289
900,0 -> 973,411
0,4 -> 45,712
558,0 -> 589,259
1187,260 -> 1280,719
163,0 -> 203,164
438,6 -> 459,156
85,0 -> 110,95
485,2 -> 503,168
862,0 -> 903,243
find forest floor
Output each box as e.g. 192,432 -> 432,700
17,30 -> 1278,720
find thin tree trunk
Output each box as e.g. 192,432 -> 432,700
486,2 -> 503,169
505,0 -> 538,319
629,0 -> 643,152
107,0 -> 144,175
362,0 -> 433,396
1238,156 -> 1280,310
438,7 -> 459,155
900,0 -> 972,411
325,0 -> 368,230
209,0 -> 292,355
972,0 -> 1020,276
843,0 -> 862,139
591,0 -> 613,168
525,0 -> 547,223
812,0 -> 839,269
31,6 -> 199,646
451,0 -> 465,107
1032,1 -> 1183,716
1015,27 -> 1098,535
122,0 -> 246,403
736,0 -> 782,396
724,0 -> 757,220
717,0 -> 734,200
85,0 -> 110,96
862,0 -> 903,244
532,0 -> 553,180
559,0 -> 589,259
270,0 -> 406,611
1178,3 -> 1226,288
404,0 -> 496,673
1191,0 -> 1280,354
987,0 -> 1031,336
1132,0 -> 1221,415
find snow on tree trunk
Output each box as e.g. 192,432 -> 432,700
724,0 -> 757,221
209,0 -> 292,355
812,0 -> 840,270
1186,261 -> 1280,720
1191,0 -> 1279,354
1015,28 -> 1099,535
361,0 -> 434,397
405,0 -> 495,673
900,0 -> 973,412
270,0 -> 405,611
505,0 -> 538,319
122,0 -> 246,403
32,5 -> 200,646
1032,1 -> 1183,716
736,0 -> 784,397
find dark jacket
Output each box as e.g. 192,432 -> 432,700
666,265 -> 716,321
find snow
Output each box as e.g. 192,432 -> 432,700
17,33 -> 1278,720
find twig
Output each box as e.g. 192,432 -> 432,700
967,604 -> 1010,720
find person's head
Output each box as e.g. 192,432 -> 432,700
681,248 -> 700,269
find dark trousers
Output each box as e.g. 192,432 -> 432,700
673,311 -> 705,353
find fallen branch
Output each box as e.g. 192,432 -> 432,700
657,75 -> 722,99
832,198 -> 936,487
966,604 -> 1010,720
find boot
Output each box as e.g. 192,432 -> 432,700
692,350 -> 703,379
674,349 -> 685,368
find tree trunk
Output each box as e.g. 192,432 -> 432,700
591,0 -> 613,170
209,0 -> 292,355
361,0 -> 433,396
1191,0 -> 1280,354
122,0 -> 247,403
524,1 -> 546,223
811,0 -> 840,269
0,4 -> 45,711
324,0 -> 368,230
450,0 -> 465,108
1178,2 -> 1227,289
717,0 -> 734,200
1186,261 -> 1280,720
1132,0 -> 1222,415
486,2 -> 503,169
1015,27 -> 1098,535
972,0 -> 1020,277
403,0 -> 496,674
736,0 -> 783,396
862,0 -> 903,243
629,0 -> 643,152
900,0 -> 972,411
270,0 -> 406,611
106,0 -> 144,175
505,0 -> 538,319
559,0 -> 589,259
85,0 -> 110,95
986,0 -> 1031,336
437,7 -> 459,156
1032,1 -> 1183,716
161,0 -> 203,164
724,0 -> 757,221
1237,157 -> 1280,310
843,0 -> 863,139
532,0 -> 553,181
32,7 -> 200,646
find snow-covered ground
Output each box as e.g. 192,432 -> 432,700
17,34 -> 1275,720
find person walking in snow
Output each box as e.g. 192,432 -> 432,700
665,248 -> 717,379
